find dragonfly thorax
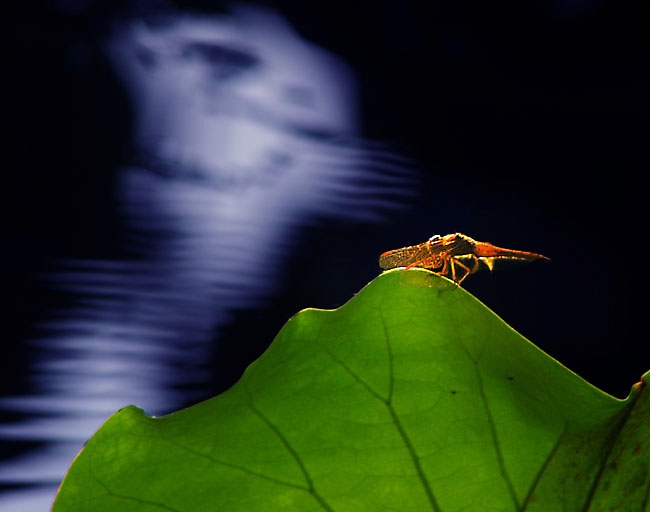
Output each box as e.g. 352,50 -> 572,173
445,233 -> 477,255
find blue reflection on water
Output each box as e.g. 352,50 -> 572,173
0,4 -> 416,510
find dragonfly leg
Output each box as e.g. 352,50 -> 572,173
470,254 -> 482,273
438,256 -> 451,278
450,257 -> 472,284
478,256 -> 495,272
454,254 -> 481,274
437,256 -> 461,283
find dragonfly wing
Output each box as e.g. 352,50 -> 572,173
380,243 -> 441,270
379,246 -> 420,270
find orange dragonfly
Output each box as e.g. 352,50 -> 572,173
379,233 -> 549,284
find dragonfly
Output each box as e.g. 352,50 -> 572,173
379,233 -> 549,284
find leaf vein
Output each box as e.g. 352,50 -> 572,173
580,384 -> 643,512
246,394 -> 335,512
475,368 -> 521,510
92,469 -> 182,512
378,309 -> 395,403
519,423 -> 568,511
386,404 -> 443,512
316,341 -> 386,402
151,434 -> 310,492
379,302 -> 442,512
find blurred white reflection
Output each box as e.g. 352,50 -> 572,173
0,4 -> 415,509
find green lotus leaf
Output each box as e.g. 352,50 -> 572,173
52,269 -> 649,511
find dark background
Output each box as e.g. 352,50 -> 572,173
4,0 -> 648,419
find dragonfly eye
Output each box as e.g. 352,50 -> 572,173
428,234 -> 441,242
